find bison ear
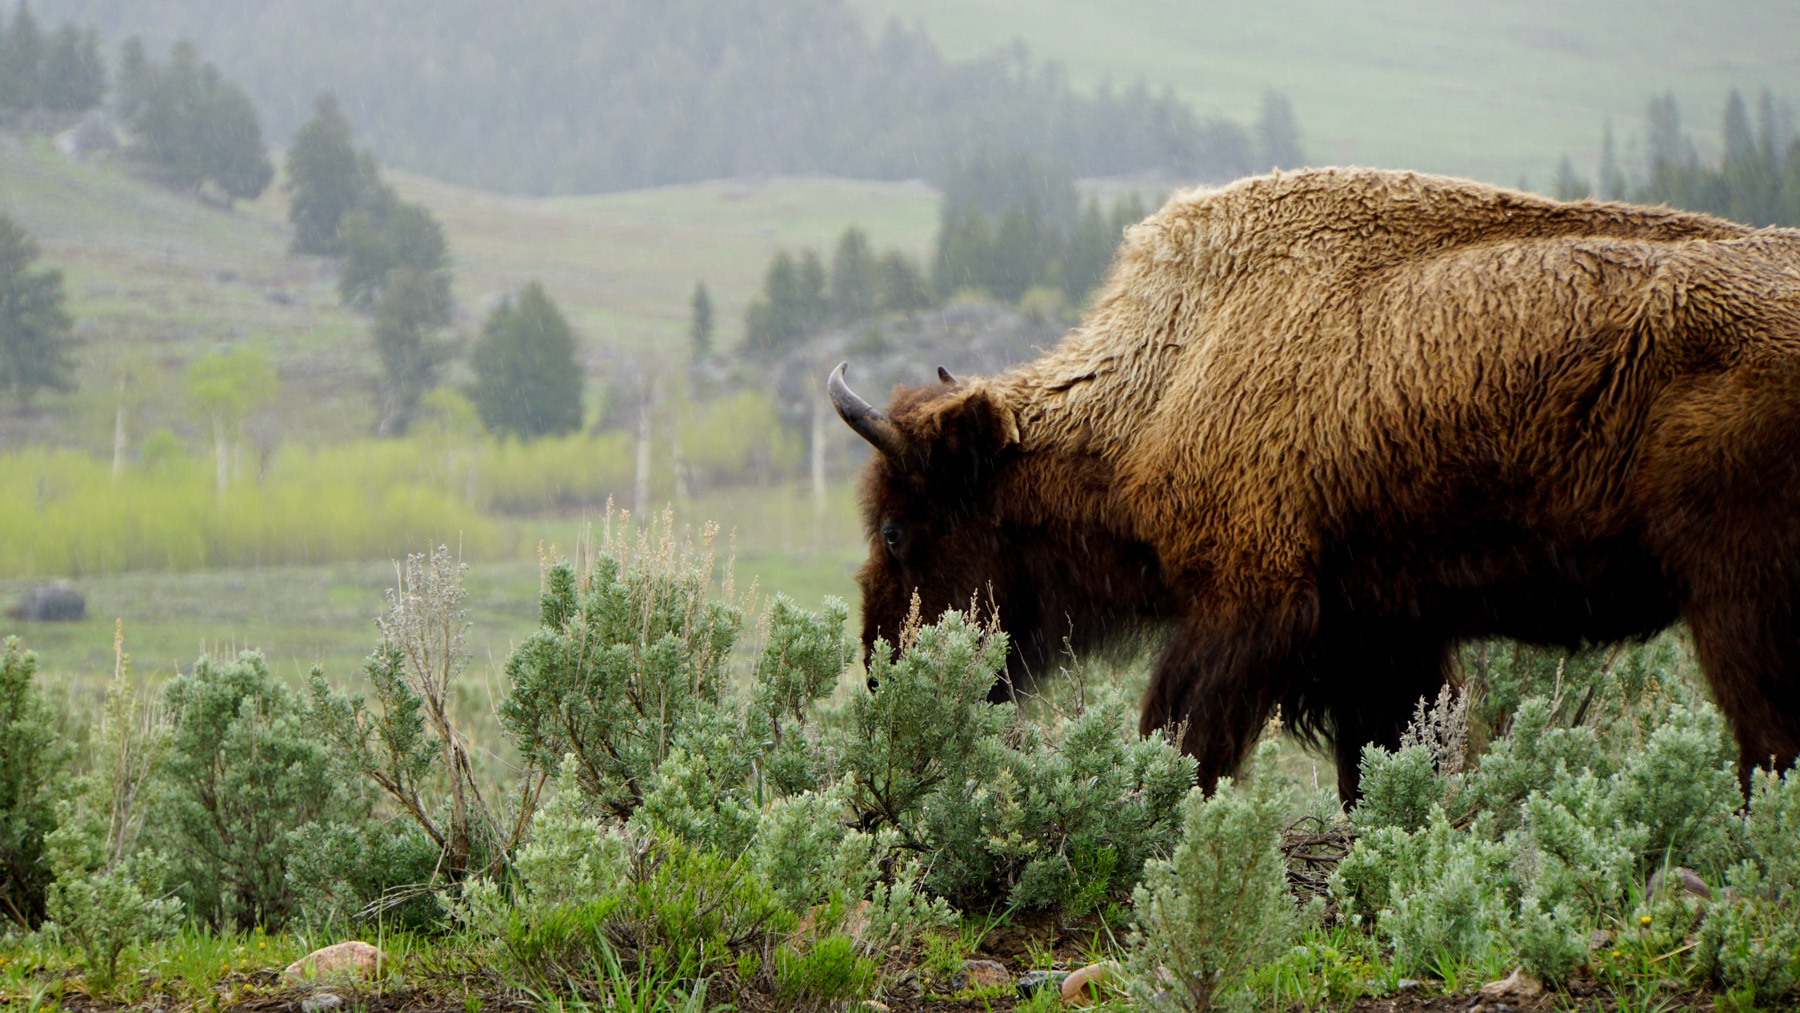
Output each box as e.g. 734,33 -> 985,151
924,386 -> 1020,487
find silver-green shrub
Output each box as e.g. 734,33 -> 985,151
0,637 -> 71,929
158,651 -> 370,931
1128,740 -> 1300,1012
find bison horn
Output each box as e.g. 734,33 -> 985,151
937,365 -> 958,386
828,362 -> 911,465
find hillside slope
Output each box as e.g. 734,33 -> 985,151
846,0 -> 1800,185
0,139 -> 938,452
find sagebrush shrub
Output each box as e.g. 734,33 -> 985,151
1128,740 -> 1301,1012
0,637 -> 70,928
159,651 -> 369,931
41,653 -> 179,987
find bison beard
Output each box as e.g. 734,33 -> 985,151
832,167 -> 1800,805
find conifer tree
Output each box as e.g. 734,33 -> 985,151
829,227 -> 878,324
0,214 -> 75,411
372,267 -> 451,436
114,36 -> 147,122
875,250 -> 932,314
470,282 -> 583,439
688,280 -> 714,357
286,92 -> 364,255
1597,118 -> 1626,201
0,2 -> 43,113
39,25 -> 104,113
125,40 -> 272,201
1256,89 -> 1305,169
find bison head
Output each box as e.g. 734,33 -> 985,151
831,362 -> 1165,699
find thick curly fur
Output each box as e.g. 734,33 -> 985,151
846,167 -> 1800,802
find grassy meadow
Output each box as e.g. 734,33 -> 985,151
847,0 -> 1800,186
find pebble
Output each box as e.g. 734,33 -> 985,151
283,941 -> 387,984
299,993 -> 343,1013
1061,961 -> 1118,1005
1017,969 -> 1070,998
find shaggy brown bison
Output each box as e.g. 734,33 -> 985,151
831,167 -> 1800,803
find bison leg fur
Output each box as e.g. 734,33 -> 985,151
1685,597 -> 1800,787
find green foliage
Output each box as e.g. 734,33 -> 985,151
0,442 -> 499,577
338,198 -> 451,312
834,614 -> 1194,913
0,212 -> 75,410
0,638 -> 71,928
284,817 -> 446,930
1128,740 -> 1302,1012
1565,87 -> 1800,226
1693,766 -> 1800,1003
373,266 -> 453,436
158,651 -> 370,931
775,933 -> 878,1009
0,2 -> 44,112
744,249 -> 828,354
285,92 -> 372,256
687,281 -> 713,358
123,40 -> 272,200
38,24 -> 105,113
1256,89 -> 1306,169
499,529 -> 744,815
828,227 -> 879,325
470,281 -> 584,439
40,650 -> 180,988
458,767 -> 791,991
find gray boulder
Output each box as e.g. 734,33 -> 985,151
7,582 -> 86,622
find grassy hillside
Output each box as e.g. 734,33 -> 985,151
846,0 -> 1800,186
0,139 -> 937,450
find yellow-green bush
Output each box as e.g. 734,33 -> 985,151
0,446 -> 499,576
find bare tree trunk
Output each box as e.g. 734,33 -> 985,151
810,397 -> 828,544
634,386 -> 653,519
213,415 -> 229,495
112,401 -> 126,479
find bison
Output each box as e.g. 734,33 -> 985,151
830,167 -> 1800,803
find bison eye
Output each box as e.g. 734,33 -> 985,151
881,521 -> 906,558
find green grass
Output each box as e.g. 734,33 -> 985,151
846,0 -> 1800,187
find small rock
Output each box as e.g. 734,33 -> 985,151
1396,979 -> 1422,990
283,941 -> 387,984
858,1003 -> 890,1012
1479,966 -> 1543,1000
7,581 -> 85,621
1589,928 -> 1614,950
1062,961 -> 1118,1006
299,993 -> 343,1013
1648,866 -> 1712,901
1017,969 -> 1070,998
961,959 -> 1010,989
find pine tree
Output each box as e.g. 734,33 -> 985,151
1723,88 -> 1755,163
1552,155 -> 1591,200
114,36 -> 147,122
286,92 -> 364,255
39,25 -> 104,113
338,200 -> 449,310
0,2 -> 44,113
688,281 -> 713,357
0,214 -> 75,411
875,250 -> 932,314
829,227 -> 879,324
125,41 -> 272,201
1256,89 -> 1305,169
470,282 -> 583,439
202,75 -> 273,200
1597,118 -> 1626,201
372,267 -> 451,436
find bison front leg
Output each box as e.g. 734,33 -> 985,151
1313,620 -> 1454,804
1684,598 -> 1800,787
1139,600 -> 1314,796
